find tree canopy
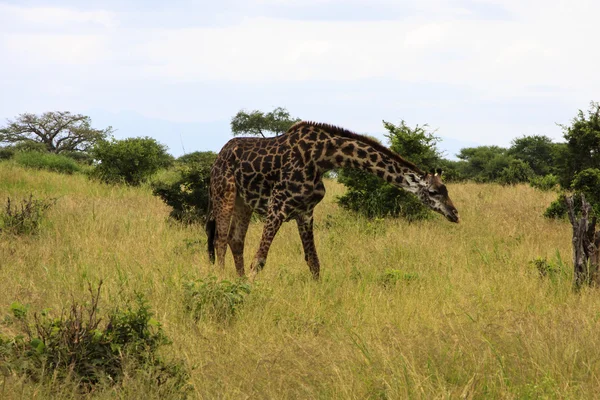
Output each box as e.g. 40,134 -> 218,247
91,137 -> 173,185
558,101 -> 600,187
508,135 -> 558,177
230,107 -> 300,137
0,111 -> 113,153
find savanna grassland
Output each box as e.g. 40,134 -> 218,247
1,162 -> 600,399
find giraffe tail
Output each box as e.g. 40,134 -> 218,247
206,218 -> 216,264
205,191 -> 216,264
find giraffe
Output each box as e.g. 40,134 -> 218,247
205,121 -> 460,280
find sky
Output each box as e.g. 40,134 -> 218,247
1,0 -> 598,159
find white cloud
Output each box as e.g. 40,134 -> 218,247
0,4 -> 117,30
133,10 -> 599,103
2,34 -> 109,66
0,0 -> 598,145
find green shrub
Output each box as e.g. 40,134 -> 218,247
152,151 -> 216,223
337,169 -> 430,221
455,146 -> 512,183
572,168 -> 600,202
0,147 -> 14,160
556,102 -> 600,188
12,141 -> 49,153
337,120 -> 441,220
530,254 -> 568,283
544,169 -> 600,218
91,137 -> 173,185
61,150 -> 94,165
0,283 -> 189,394
14,151 -> 81,174
498,159 -> 534,185
175,151 -> 217,166
183,276 -> 251,322
530,174 -> 559,191
0,194 -> 56,235
544,196 -> 569,219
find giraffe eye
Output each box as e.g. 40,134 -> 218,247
428,190 -> 438,196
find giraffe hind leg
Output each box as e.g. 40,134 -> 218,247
212,179 -> 236,270
228,195 -> 253,276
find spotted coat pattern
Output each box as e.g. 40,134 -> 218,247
205,121 -> 460,279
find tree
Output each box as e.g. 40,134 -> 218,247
0,112 -> 112,154
91,137 -> 173,185
498,159 -> 534,185
456,146 -> 512,182
544,102 -> 600,219
557,101 -> 600,188
337,120 -> 443,220
508,135 -> 558,177
230,107 -> 300,137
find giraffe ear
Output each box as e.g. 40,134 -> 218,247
435,168 -> 443,177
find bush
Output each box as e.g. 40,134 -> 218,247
152,151 -> 216,223
436,159 -> 467,182
530,174 -> 559,191
530,253 -> 568,283
183,276 -> 251,322
0,283 -> 189,394
14,151 -> 81,174
543,195 -> 569,219
337,169 -> 430,220
91,137 -> 173,185
0,147 -> 15,160
0,194 -> 56,235
498,159 -> 534,185
61,150 -> 94,165
337,120 -> 441,220
556,102 -> 600,188
455,146 -> 512,183
544,169 -> 600,219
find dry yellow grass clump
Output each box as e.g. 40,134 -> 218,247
1,163 -> 599,399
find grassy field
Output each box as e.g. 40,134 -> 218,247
1,162 -> 599,399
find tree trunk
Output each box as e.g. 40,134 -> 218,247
565,194 -> 600,289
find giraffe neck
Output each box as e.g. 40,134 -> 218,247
314,134 -> 427,194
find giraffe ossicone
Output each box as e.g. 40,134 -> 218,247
205,121 -> 459,279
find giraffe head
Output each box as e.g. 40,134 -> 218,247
419,169 -> 460,223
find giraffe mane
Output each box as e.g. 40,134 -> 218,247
288,121 -> 425,175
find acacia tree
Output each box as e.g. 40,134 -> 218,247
230,107 -> 300,137
0,111 -> 112,153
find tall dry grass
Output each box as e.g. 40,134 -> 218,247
1,163 -> 598,399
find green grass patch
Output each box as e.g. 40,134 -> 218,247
183,276 -> 251,322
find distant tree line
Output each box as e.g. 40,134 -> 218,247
1,102 -> 599,222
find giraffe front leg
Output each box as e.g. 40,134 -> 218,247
296,212 -> 320,279
249,212 -> 285,281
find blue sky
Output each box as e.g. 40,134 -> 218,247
1,0 -> 598,158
